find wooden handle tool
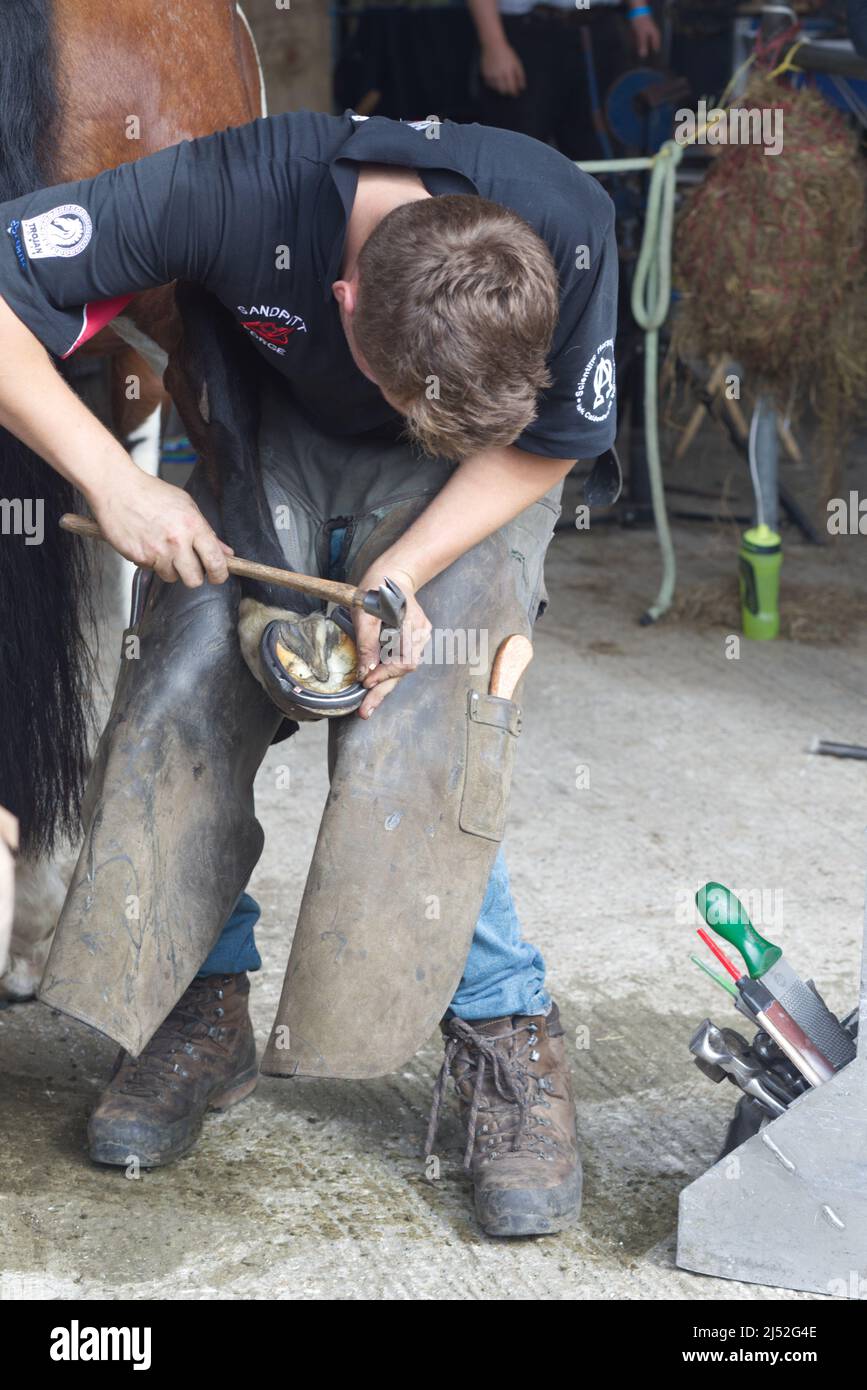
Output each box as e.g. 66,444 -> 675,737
489,634 -> 533,700
59,513 -> 407,626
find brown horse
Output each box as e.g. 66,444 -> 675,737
59,0 -> 265,404
0,0 -> 264,993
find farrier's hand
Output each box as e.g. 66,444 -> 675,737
88,465 -> 234,587
352,563 -> 432,718
480,39 -> 527,96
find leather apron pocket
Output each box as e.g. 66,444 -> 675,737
459,689 -> 523,842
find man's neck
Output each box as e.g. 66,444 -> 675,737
340,164 -> 430,279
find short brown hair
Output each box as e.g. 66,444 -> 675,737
354,195 -> 559,460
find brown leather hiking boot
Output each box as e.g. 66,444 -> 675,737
88,972 -> 258,1168
426,1001 -> 582,1237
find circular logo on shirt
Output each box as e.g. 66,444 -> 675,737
21,204 -> 93,260
575,338 -> 616,423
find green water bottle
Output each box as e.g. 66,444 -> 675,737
738,524 -> 782,640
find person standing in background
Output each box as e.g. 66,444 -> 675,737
469,0 -> 661,160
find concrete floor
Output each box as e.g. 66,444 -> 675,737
2,436 -> 866,1301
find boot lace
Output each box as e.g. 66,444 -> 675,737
114,979 -> 233,1100
425,1017 -> 563,1170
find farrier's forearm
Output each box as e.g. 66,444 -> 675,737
378,446 -> 575,591
0,294 -> 136,503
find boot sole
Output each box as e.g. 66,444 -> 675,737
87,1066 -> 259,1169
476,1170 -> 583,1238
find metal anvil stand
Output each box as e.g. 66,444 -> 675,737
677,875 -> 867,1297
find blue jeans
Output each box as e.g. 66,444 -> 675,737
198,847 -> 550,1021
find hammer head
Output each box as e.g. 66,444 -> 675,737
361,577 -> 407,627
690,1019 -> 731,1073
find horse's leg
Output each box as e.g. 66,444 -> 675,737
1,856 -> 72,1000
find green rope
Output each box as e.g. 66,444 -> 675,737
579,140 -> 685,621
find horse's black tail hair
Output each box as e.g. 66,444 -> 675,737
0,0 -> 95,856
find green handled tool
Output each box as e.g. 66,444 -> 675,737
696,884 -> 782,978
695,882 -> 855,1071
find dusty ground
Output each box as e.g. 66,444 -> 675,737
2,421 -> 866,1300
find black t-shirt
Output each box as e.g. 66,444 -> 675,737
0,110 -> 618,459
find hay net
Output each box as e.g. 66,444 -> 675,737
673,75 -> 867,452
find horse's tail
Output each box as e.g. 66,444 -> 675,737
0,0 -> 95,856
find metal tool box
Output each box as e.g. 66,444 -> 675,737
677,880 -> 867,1297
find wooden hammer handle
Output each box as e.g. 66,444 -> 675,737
489,634 -> 533,701
59,513 -> 362,608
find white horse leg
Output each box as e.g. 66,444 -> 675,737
1,854 -> 72,1000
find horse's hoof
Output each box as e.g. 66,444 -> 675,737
238,599 -> 365,720
259,612 -> 366,719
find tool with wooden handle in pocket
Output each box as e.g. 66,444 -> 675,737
489,633 -> 533,700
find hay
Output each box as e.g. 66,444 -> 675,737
669,573 -> 867,644
672,76 -> 867,490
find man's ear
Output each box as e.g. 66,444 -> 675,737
331,275 -> 359,316
332,274 -> 380,386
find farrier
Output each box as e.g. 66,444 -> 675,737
0,110 -> 618,1236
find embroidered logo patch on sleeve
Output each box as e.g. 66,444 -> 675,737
21,204 -> 93,259
575,338 -> 616,424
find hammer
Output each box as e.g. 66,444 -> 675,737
59,513 -> 407,627
689,1019 -> 790,1116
